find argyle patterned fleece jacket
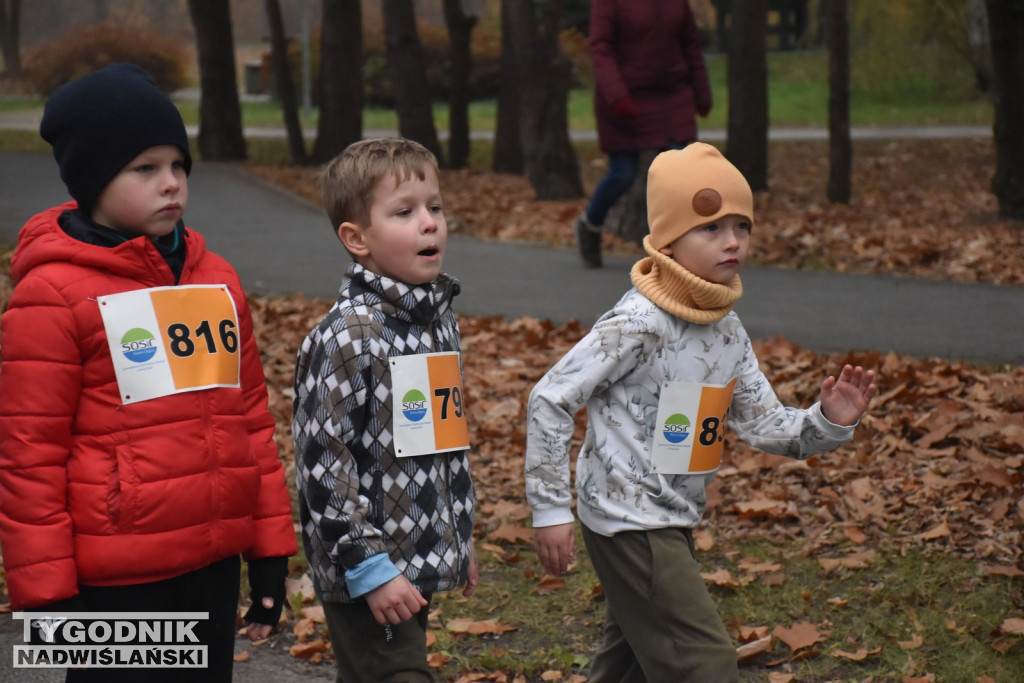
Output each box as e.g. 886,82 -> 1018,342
293,263 -> 476,603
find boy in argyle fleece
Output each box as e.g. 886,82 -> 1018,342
293,138 -> 477,682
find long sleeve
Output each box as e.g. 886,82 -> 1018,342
0,275 -> 80,608
589,0 -> 629,106
293,314 -> 390,575
525,319 -> 653,527
728,336 -> 853,458
525,290 -> 859,539
679,6 -> 712,115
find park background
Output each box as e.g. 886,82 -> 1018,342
0,1 -> 1022,682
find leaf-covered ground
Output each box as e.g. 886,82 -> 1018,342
245,137 -> 1023,679
1,138 -> 1021,680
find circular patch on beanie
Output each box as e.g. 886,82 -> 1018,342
692,188 -> 723,216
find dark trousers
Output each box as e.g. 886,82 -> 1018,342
584,141 -> 692,227
582,526 -> 738,683
323,595 -> 435,683
66,555 -> 241,683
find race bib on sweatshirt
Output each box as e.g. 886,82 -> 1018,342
651,377 -> 737,475
98,285 -> 241,404
390,352 -> 470,457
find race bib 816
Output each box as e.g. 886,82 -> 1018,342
98,285 -> 241,405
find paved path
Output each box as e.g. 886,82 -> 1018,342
1,150 -> 1020,365
0,144 -> 1021,681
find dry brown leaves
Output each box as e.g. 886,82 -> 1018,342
704,337 -> 1024,570
248,295 -> 1023,671
248,296 -> 1024,574
248,137 -> 1024,286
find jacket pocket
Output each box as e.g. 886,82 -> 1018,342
106,445 -> 137,533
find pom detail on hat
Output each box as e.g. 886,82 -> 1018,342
646,143 -> 753,251
40,63 -> 192,213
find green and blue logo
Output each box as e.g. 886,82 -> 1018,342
120,328 -> 158,363
401,389 -> 428,422
662,413 -> 691,444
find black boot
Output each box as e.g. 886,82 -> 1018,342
575,214 -> 602,268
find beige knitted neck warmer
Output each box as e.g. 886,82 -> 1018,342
630,236 -> 743,324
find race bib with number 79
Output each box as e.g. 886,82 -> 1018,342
390,352 -> 470,457
98,285 -> 241,405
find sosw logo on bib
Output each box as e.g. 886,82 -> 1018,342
651,377 -> 737,475
99,285 -> 241,404
390,352 -> 470,457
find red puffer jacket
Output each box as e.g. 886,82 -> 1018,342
0,202 -> 296,609
590,0 -> 713,152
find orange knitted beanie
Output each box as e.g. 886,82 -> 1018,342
646,143 -> 754,250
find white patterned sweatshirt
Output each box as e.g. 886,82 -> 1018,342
525,287 -> 854,536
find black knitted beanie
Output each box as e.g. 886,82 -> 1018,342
40,63 -> 193,213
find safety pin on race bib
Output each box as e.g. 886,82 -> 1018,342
390,352 -> 470,457
651,377 -> 737,475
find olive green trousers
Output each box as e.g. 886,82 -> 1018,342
581,525 -> 739,682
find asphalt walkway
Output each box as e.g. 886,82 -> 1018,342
0,140 -> 1022,681
1,149 -> 1020,366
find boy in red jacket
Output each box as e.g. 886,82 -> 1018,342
0,64 -> 296,682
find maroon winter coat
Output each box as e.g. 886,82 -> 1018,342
590,0 -> 713,153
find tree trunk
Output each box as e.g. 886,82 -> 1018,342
985,0 -> 1024,219
725,0 -> 768,190
265,0 -> 307,165
492,0 -> 523,174
505,0 -> 582,200
186,0 -> 247,161
0,0 -> 21,78
443,0 -> 475,169
825,0 -> 851,203
90,0 -> 108,22
313,0 -> 363,163
382,0 -> 444,164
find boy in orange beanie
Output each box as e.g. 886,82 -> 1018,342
525,143 -> 876,681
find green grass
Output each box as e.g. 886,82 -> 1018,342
420,534 -> 1024,682
0,48 -> 993,139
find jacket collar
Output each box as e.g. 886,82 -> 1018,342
341,262 -> 460,327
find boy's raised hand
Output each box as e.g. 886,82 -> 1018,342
366,574 -> 429,626
819,364 -> 876,426
533,522 -> 576,577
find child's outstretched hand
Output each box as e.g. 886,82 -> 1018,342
819,364 -> 876,426
533,522 -> 576,577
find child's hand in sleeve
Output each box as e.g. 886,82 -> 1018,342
533,523 -> 576,577
365,575 -> 428,625
819,365 -> 877,426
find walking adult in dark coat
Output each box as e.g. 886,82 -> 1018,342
576,0 -> 713,267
